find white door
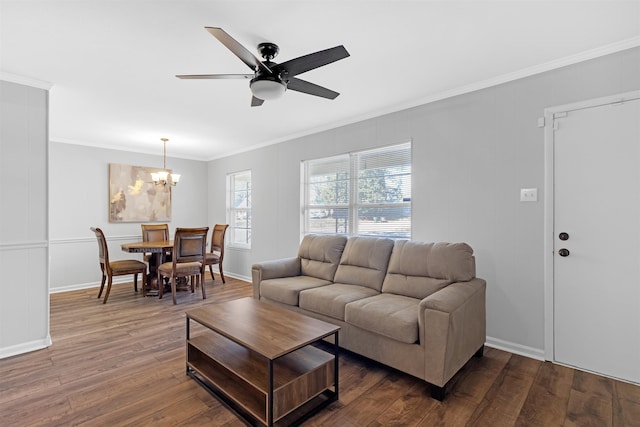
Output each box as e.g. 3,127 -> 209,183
553,95 -> 640,383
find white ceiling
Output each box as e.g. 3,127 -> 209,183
1,1 -> 639,160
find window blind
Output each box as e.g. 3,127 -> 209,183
303,142 -> 411,238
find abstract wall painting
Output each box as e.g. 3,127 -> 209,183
109,163 -> 171,222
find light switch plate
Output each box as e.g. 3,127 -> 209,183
520,188 -> 538,202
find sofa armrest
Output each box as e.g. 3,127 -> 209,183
251,257 -> 301,299
419,278 -> 486,387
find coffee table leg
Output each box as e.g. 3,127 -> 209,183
186,316 -> 191,375
335,332 -> 340,401
268,360 -> 274,427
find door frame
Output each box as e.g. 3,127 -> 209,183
543,90 -> 640,361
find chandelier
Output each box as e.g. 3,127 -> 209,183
151,138 -> 180,186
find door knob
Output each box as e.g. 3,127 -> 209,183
558,248 -> 570,257
559,232 -> 569,241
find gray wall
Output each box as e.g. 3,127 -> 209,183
0,80 -> 50,357
208,47 -> 640,358
49,142 -> 209,292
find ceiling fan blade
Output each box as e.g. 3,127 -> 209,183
287,78 -> 340,100
176,74 -> 253,79
251,96 -> 264,107
205,27 -> 272,75
275,46 -> 349,78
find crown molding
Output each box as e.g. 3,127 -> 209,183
0,71 -> 53,90
207,36 -> 640,161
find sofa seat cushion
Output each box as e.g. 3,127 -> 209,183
383,275 -> 451,300
261,276 -> 332,306
299,283 -> 379,320
345,294 -> 420,344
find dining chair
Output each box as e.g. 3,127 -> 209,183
157,227 -> 209,305
141,223 -> 171,263
90,227 -> 148,304
204,224 -> 229,284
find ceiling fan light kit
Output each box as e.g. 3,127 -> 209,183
250,76 -> 286,100
177,27 -> 349,107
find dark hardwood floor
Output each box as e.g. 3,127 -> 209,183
1,276 -> 639,426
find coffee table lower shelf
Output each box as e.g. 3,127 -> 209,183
186,324 -> 339,426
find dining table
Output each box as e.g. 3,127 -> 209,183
121,240 -> 173,296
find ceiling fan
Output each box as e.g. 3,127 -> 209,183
176,27 -> 350,107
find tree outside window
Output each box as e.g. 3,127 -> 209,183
303,142 -> 411,238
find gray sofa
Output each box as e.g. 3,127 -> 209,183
251,234 -> 486,400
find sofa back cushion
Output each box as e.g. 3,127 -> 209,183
333,236 -> 395,291
382,241 -> 476,299
298,234 -> 348,281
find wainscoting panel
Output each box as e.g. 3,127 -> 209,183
0,244 -> 50,358
50,235 -> 146,293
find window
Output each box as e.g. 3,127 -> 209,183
302,142 -> 411,238
227,170 -> 252,249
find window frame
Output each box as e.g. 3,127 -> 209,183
301,141 -> 412,239
226,169 -> 252,250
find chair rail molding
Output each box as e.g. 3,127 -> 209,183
50,235 -> 142,245
0,241 -> 48,251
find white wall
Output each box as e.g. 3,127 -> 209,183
0,79 -> 50,358
208,47 -> 640,359
49,142 -> 209,292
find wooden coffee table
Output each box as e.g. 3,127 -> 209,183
185,297 -> 340,426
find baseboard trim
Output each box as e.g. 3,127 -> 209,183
50,278 -> 129,294
50,272 -> 252,294
222,272 -> 251,282
0,335 -> 52,359
49,280 -> 547,364
485,336 -> 545,361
